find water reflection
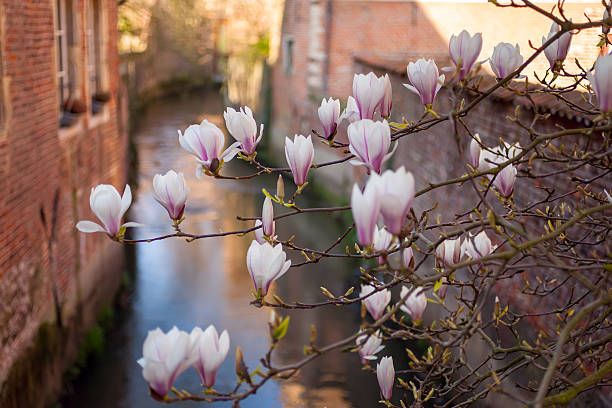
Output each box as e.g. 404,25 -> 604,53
61,93 -> 379,408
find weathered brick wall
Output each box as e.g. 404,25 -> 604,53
0,1 -> 128,406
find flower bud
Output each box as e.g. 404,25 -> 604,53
285,134 -> 314,187
461,231 -> 495,260
351,176 -> 382,247
402,246 -> 414,269
152,170 -> 189,221
373,226 -> 396,265
318,97 -> 341,140
276,174 -> 285,201
190,325 -> 230,388
380,74 -> 392,118
436,238 -> 462,267
404,58 -> 445,106
493,164 -> 517,198
223,106 -> 263,156
378,166 -> 415,235
376,356 -> 395,401
262,196 -> 275,238
469,134 -> 482,169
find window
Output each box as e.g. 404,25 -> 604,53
282,36 -> 294,76
55,0 -> 69,109
87,0 -> 105,113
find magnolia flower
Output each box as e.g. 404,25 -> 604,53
253,220 -> 265,244
76,184 -> 142,237
377,356 -> 395,401
190,325 -> 230,388
469,134 -> 482,169
402,246 -> 414,268
356,331 -> 385,364
542,23 -> 572,72
461,231 -> 495,260
493,164 -> 517,197
223,106 -> 263,155
447,30 -> 483,80
348,119 -> 397,174
360,284 -> 391,321
262,196 -> 275,237
373,226 -> 396,265
352,72 -> 386,120
318,97 -> 341,140
489,42 -> 523,79
404,58 -> 445,106
152,170 -> 189,221
400,286 -> 427,323
341,96 -> 361,123
380,74 -> 393,118
246,240 -> 291,297
436,238 -> 462,267
285,134 -> 314,186
587,53 -> 612,113
378,166 -> 415,235
178,120 -> 241,178
137,327 -> 194,397
351,177 -> 382,247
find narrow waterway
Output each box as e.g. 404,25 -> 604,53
60,92 -> 380,408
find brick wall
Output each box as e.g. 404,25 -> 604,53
0,1 -> 128,406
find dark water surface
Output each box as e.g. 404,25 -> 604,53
60,93 -> 380,408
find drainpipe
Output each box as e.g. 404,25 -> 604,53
323,0 -> 332,94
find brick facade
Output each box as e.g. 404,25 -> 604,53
0,1 -> 128,406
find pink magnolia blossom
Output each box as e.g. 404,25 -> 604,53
190,325 -> 230,388
378,166 -> 415,235
377,356 -> 395,400
318,97 -> 341,140
253,220 -> 265,244
152,170 -> 189,221
400,286 -> 427,323
351,176 -> 382,247
373,226 -> 396,265
352,72 -> 386,120
380,74 -> 393,118
447,30 -> 483,80
360,284 -> 391,321
76,184 -> 142,237
356,331 -> 385,364
178,120 -> 241,178
404,58 -> 445,106
587,53 -> 612,113
137,327 -> 194,397
341,96 -> 360,123
436,238 -> 462,267
285,134 -> 314,187
402,246 -> 414,268
461,231 -> 495,260
223,106 -> 263,155
348,119 -> 397,174
542,23 -> 572,71
493,164 -> 517,197
246,241 -> 291,297
490,42 -> 523,79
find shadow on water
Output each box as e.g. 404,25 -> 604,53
59,92 -> 382,408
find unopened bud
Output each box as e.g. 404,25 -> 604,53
276,175 -> 285,201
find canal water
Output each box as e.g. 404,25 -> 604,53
60,93 -> 380,407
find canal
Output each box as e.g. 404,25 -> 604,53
60,92 -> 381,407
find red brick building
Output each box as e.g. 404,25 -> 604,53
271,0 -> 603,149
0,1 -> 128,406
